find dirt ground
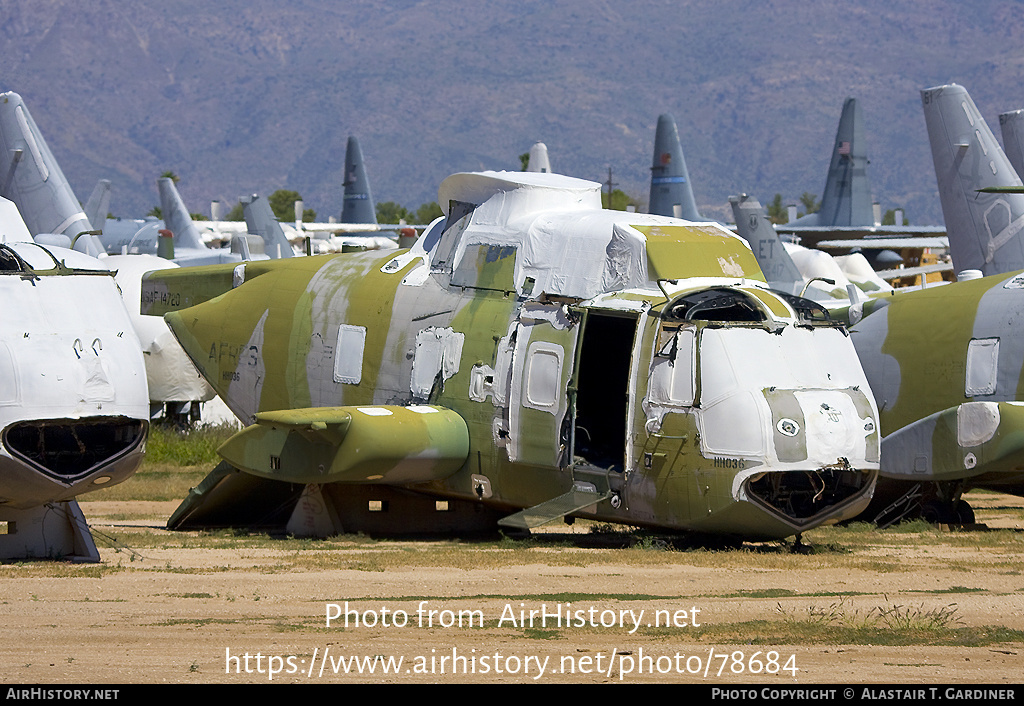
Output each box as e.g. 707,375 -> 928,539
0,493 -> 1021,685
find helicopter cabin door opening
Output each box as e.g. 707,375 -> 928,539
574,312 -> 638,472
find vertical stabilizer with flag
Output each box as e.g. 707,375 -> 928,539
648,114 -> 702,221
790,98 -> 874,227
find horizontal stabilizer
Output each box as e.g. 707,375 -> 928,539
217,405 -> 470,484
498,484 -> 612,530
880,401 -> 1024,482
874,262 -> 954,282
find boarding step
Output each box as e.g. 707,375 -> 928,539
498,482 -> 613,530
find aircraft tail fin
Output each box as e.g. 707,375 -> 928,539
157,177 -> 208,252
729,193 -> 803,294
814,98 -> 874,227
0,92 -> 102,255
84,179 -> 111,232
922,84 -> 1024,275
525,141 -> 551,173
341,136 -> 377,225
999,110 -> 1024,183
648,113 -> 702,220
242,194 -> 295,258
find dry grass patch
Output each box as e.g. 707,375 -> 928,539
86,465 -> 209,502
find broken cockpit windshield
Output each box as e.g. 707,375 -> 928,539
663,288 -> 766,323
662,287 -> 832,326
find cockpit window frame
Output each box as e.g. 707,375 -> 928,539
661,287 -> 767,325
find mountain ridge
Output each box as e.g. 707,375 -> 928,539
4,0 -> 1022,225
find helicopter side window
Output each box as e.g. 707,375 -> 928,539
650,328 -> 695,406
965,338 -> 999,396
523,342 -> 564,411
334,324 -> 366,384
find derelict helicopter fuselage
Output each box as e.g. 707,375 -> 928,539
145,172 -> 879,540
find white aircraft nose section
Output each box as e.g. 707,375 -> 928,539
0,241 -> 148,512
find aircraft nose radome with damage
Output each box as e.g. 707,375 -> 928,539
0,238 -> 148,559
144,171 -> 879,540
